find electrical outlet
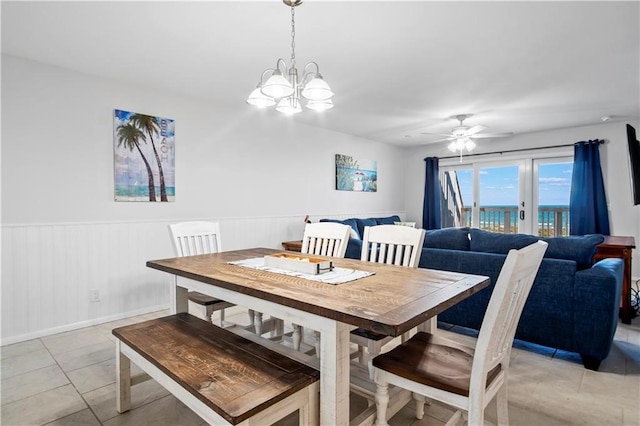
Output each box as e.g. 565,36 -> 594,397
90,289 -> 100,302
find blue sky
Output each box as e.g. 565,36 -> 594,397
455,162 -> 573,206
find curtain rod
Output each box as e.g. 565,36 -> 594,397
435,139 -> 603,161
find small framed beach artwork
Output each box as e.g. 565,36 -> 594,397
335,154 -> 377,192
113,109 -> 175,202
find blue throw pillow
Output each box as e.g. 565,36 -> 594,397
469,229 -> 538,254
541,234 -> 604,269
319,218 -> 360,239
424,227 -> 471,251
354,218 -> 377,238
374,215 -> 401,225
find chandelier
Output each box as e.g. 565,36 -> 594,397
246,0 -> 334,114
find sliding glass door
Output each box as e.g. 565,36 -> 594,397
477,163 -> 525,234
534,158 -> 573,236
441,156 -> 572,235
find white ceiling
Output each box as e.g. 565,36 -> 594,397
2,1 -> 639,148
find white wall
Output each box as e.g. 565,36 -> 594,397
1,55 -> 406,344
403,121 -> 640,275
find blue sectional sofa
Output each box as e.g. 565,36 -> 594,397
322,217 -> 624,370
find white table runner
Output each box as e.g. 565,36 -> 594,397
229,257 -> 374,285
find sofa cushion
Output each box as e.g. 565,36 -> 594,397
355,218 -> 378,238
319,218 -> 360,239
541,234 -> 604,270
469,229 -> 538,254
374,215 -> 401,225
424,227 -> 470,251
469,229 -> 605,270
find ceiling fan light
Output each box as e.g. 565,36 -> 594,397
276,97 -> 302,115
306,99 -> 334,111
301,76 -> 333,101
246,87 -> 276,108
261,71 -> 295,99
465,139 -> 476,151
448,141 -> 458,152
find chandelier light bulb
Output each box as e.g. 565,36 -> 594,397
306,99 -> 334,111
301,76 -> 334,101
246,87 -> 276,108
276,97 -> 303,115
261,71 -> 295,99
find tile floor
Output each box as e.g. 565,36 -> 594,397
1,305 -> 639,426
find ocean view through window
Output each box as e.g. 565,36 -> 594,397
441,159 -> 572,236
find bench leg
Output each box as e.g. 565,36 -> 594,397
116,340 -> 131,413
303,381 -> 320,426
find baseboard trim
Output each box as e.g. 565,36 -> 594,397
0,304 -> 169,346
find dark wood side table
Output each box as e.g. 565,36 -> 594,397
281,240 -> 303,252
593,236 -> 636,324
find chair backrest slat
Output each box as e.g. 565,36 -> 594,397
169,221 -> 222,257
361,225 -> 426,268
300,223 -> 351,258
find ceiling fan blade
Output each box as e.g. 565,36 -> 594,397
469,132 -> 514,139
466,125 -> 487,136
426,137 -> 455,143
420,132 -> 455,137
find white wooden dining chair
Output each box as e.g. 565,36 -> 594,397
291,222 -> 352,355
168,221 -> 235,327
350,224 -> 426,368
371,240 -> 548,426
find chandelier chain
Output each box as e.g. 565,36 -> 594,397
290,6 -> 296,68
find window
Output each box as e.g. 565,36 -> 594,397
441,155 -> 572,235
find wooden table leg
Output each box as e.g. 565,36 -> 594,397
319,321 -> 352,426
174,276 -> 189,314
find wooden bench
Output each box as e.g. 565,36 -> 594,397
112,313 -> 319,425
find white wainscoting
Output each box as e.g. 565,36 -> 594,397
1,212 -> 404,345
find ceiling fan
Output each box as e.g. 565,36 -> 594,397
422,114 -> 513,159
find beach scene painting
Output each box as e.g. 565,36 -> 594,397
114,109 -> 175,202
335,154 -> 377,192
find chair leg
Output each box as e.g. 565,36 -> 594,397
314,331 -> 321,359
293,324 -> 302,351
374,381 -> 390,426
357,345 -> 366,364
254,311 -> 263,335
204,305 -> 214,324
466,400 -> 484,426
413,393 -> 426,420
248,309 -> 255,332
366,340 -> 383,379
271,317 -> 284,339
446,410 -> 464,426
496,383 -> 509,426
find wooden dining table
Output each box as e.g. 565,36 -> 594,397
147,248 -> 490,426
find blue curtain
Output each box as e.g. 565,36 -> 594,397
422,157 -> 441,230
569,140 -> 610,235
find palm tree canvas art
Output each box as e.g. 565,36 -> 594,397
114,109 -> 175,202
